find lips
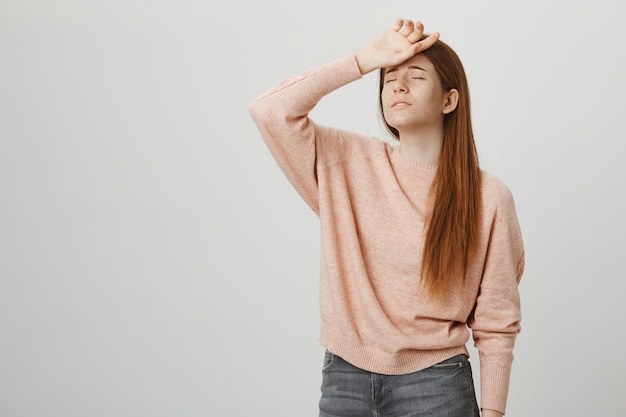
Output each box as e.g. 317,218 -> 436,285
391,100 -> 411,108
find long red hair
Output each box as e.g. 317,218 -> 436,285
378,37 -> 481,300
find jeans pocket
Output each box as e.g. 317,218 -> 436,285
431,354 -> 466,369
322,350 -> 335,370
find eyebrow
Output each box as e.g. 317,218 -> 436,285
385,65 -> 428,75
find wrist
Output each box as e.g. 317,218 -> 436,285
353,52 -> 376,75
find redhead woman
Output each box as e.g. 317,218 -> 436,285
250,19 -> 524,417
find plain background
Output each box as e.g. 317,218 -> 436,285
1,0 -> 624,416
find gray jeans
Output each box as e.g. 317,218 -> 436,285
319,352 -> 480,417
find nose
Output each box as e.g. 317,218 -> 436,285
392,78 -> 407,93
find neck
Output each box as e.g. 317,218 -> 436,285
397,126 -> 444,166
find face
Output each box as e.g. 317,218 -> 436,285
381,54 -> 456,135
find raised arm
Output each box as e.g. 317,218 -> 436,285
248,56 -> 362,213
249,19 -> 439,213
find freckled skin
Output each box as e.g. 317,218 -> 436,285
381,54 -> 448,135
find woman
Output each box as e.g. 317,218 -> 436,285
250,19 -> 524,417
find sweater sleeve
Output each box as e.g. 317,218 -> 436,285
249,55 -> 363,214
468,185 -> 525,415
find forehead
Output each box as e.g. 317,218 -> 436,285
384,54 -> 434,74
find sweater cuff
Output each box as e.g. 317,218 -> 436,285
480,365 -> 511,415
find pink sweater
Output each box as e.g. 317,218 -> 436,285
249,55 -> 524,414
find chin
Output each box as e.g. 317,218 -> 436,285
386,120 -> 414,132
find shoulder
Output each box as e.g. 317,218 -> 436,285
480,170 -> 518,214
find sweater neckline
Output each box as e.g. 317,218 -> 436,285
388,144 -> 438,171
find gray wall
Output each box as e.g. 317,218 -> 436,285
1,0 -> 624,415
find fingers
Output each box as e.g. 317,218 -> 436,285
394,18 -> 432,45
387,18 -> 439,59
406,21 -> 424,43
398,20 -> 415,37
414,31 -> 440,53
392,18 -> 404,31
